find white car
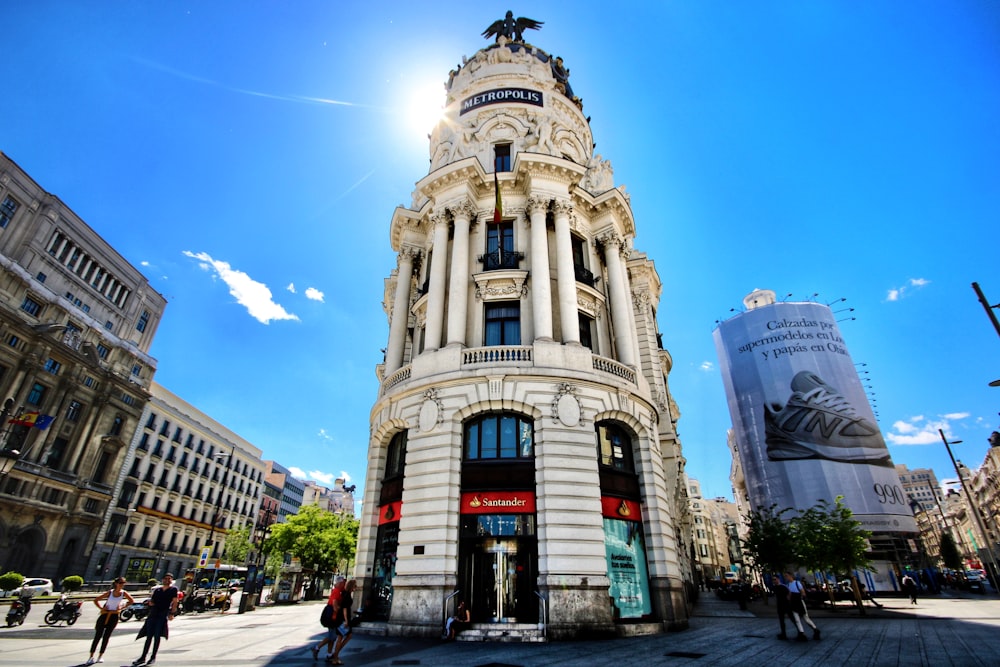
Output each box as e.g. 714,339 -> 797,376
2,578 -> 54,597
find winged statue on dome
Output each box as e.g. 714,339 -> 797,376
482,11 -> 543,43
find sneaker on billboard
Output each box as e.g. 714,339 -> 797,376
765,371 -> 890,466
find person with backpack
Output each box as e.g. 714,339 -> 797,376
311,577 -> 346,661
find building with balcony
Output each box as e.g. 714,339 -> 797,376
0,152 -> 166,582
87,382 -> 265,582
303,478 -> 356,516
355,23 -> 688,640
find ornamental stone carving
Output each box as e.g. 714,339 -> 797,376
418,388 -> 445,432
551,199 -> 573,217
473,272 -> 528,301
552,383 -> 582,427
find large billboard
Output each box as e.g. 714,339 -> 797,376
714,301 -> 916,533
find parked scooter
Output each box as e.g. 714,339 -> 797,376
43,593 -> 83,626
119,599 -> 150,622
5,599 -> 28,627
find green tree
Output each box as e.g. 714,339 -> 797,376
60,575 -> 84,592
939,532 -> 963,571
794,497 -> 872,614
0,571 -> 24,595
221,524 -> 254,566
741,504 -> 796,585
263,505 -> 359,574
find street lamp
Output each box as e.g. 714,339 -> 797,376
103,507 -> 137,580
190,445 -> 234,605
939,429 -> 1000,589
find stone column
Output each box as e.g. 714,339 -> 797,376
526,196 -> 553,341
599,232 -> 636,367
445,201 -> 474,347
552,199 -> 579,345
423,213 -> 450,352
385,248 -> 418,374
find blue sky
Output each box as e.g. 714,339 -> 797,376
3,2 -> 998,505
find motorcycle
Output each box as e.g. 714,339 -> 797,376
5,599 -> 28,627
43,594 -> 82,626
189,587 -> 234,613
119,600 -> 150,622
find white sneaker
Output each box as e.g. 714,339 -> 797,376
85,659 -> 95,666
97,659 -> 105,664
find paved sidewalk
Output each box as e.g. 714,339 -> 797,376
1,590 -> 998,666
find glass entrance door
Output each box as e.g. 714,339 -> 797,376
459,534 -> 537,623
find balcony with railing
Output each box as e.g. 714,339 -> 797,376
574,264 -> 597,288
478,249 -> 524,271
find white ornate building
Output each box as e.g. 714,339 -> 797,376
355,23 -> 689,640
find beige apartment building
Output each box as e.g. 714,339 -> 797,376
355,23 -> 689,640
0,152 -> 166,582
87,382 -> 265,583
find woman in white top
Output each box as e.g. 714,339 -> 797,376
784,571 -> 821,641
87,577 -> 136,665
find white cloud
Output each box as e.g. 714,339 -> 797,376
885,278 -> 929,302
287,466 -> 308,480
287,282 -> 296,293
886,413 -> 968,445
317,428 -> 333,441
310,470 -> 336,485
304,287 -> 325,302
340,471 -> 352,483
699,361 -> 714,372
183,250 -> 299,324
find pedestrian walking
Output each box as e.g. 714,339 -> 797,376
132,573 -> 179,666
87,576 -> 135,665
784,572 -> 820,642
771,575 -> 793,640
312,576 -> 346,661
328,580 -> 357,665
902,573 -> 918,604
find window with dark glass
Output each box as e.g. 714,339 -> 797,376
494,143 -> 511,172
579,313 -> 594,350
597,422 -> 635,472
482,222 -> 520,270
464,413 -> 534,460
26,382 -> 46,406
0,196 -> 18,228
66,400 -> 83,421
136,310 -> 150,333
386,430 -> 407,479
110,415 -> 124,436
484,302 -> 520,346
571,235 -> 596,286
20,296 -> 42,317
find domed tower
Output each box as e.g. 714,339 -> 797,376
358,15 -> 689,640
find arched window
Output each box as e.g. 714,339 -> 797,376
464,413 -> 533,460
596,422 -> 634,473
385,431 -> 407,480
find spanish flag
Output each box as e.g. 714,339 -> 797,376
493,171 -> 503,224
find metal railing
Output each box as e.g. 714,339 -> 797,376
534,590 -> 547,640
443,589 -> 461,635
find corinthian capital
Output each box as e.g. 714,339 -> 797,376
551,198 -> 573,217
596,230 -> 623,251
525,195 -> 550,217
448,199 -> 477,221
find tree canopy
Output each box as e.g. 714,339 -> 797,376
263,505 -> 359,573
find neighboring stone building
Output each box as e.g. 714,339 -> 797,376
895,464 -> 943,511
0,152 -> 166,582
302,478 -> 356,516
356,22 -> 689,640
87,382 -> 265,582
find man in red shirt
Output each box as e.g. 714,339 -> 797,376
311,577 -> 346,661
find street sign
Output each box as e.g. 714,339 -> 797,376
199,546 -> 211,567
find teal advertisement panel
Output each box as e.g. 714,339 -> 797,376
603,517 -> 651,618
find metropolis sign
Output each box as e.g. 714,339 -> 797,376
460,88 -> 543,115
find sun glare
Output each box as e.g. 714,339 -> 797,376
405,80 -> 446,135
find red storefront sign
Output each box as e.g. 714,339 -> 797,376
378,500 -> 402,525
601,496 -> 642,522
460,491 -> 536,514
